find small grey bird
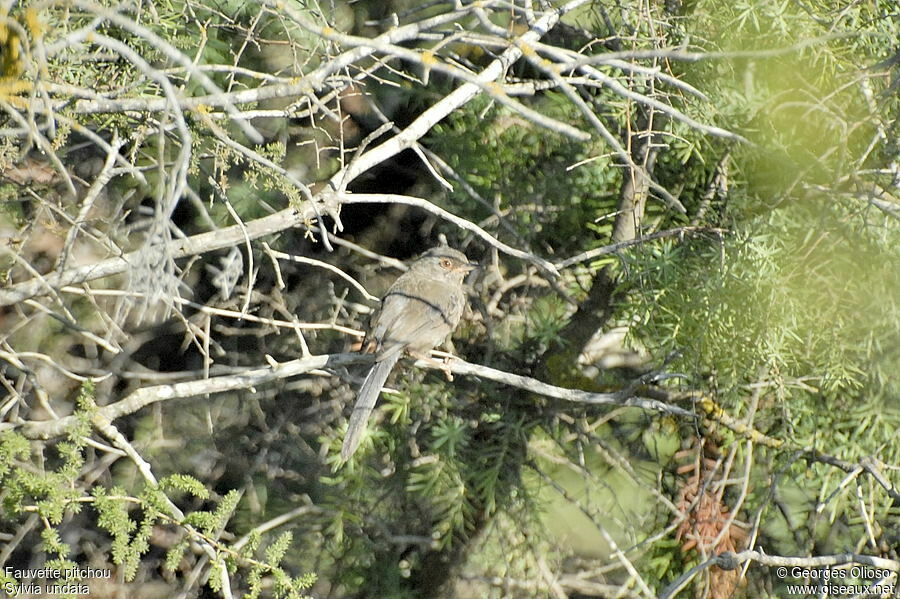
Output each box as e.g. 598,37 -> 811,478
341,247 -> 474,460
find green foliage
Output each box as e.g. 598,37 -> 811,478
335,384 -> 531,557
429,95 -> 623,257
523,294 -> 571,352
0,383 -> 94,524
240,532 -> 316,599
40,527 -> 71,563
91,479 -> 315,594
0,432 -> 30,483
0,382 -> 314,594
159,472 -> 211,500
429,415 -> 468,457
628,196 -> 899,414
264,531 -> 293,566
92,485 -> 143,580
209,489 -> 242,534
608,5 -> 900,582
415,2 -> 900,594
207,558 -> 226,593
164,538 -> 189,572
406,456 -> 471,544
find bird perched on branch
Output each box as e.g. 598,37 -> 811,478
341,246 -> 475,460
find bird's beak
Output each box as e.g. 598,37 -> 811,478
460,262 -> 479,273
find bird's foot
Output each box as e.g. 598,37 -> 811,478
439,356 -> 454,381
411,351 -> 455,381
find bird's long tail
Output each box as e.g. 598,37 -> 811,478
341,352 -> 401,460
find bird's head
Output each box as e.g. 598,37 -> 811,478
417,247 -> 476,282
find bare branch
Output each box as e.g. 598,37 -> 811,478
6,350 -> 696,441
337,192 -> 560,276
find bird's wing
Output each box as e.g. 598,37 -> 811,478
373,277 -> 464,353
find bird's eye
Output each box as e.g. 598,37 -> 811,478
439,258 -> 452,269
